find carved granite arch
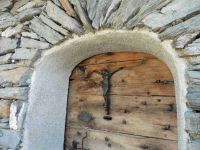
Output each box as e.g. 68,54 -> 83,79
0,0 -> 200,150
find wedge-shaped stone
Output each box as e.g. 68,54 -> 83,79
12,48 -> 40,61
0,67 -> 33,87
15,8 -> 42,22
107,0 -> 146,28
187,87 -> 200,110
1,24 -> 24,38
0,38 -> 18,55
0,53 -> 12,65
0,100 -> 11,118
30,17 -> 64,44
11,0 -> 30,14
127,0 -> 171,28
92,0 -> 112,29
0,87 -> 29,100
10,101 -> 27,130
185,111 -> 200,135
0,0 -> 12,11
39,13 -> 70,36
20,37 -> 51,49
183,38 -> 200,56
0,129 -> 21,149
143,0 -> 200,30
70,0 -> 93,32
86,0 -> 99,21
0,13 -> 17,29
160,14 -> 200,39
46,1 -> 83,34
16,0 -> 45,12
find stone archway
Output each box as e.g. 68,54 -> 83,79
23,30 -> 187,150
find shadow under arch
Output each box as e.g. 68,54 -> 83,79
23,29 -> 188,150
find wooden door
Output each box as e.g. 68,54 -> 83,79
65,52 -> 177,150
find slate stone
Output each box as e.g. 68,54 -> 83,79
15,7 -> 42,22
127,0 -> 172,28
0,100 -> 11,118
188,65 -> 200,71
187,71 -> 200,79
187,87 -> 200,110
1,24 -> 24,38
142,0 -> 200,31
183,38 -> 200,56
188,140 -> 200,150
92,0 -> 112,29
39,13 -> 70,36
21,32 -> 39,40
185,111 -> 200,135
86,0 -> 99,21
9,101 -> 27,130
0,38 -> 18,55
30,17 -> 64,44
20,37 -> 51,50
160,14 -> 200,39
70,0 -> 93,32
0,129 -> 21,149
11,0 -> 30,14
59,0 -> 78,19
0,87 -> 29,100
0,0 -> 12,11
0,13 -> 17,29
0,53 -> 12,65
175,32 -> 199,49
12,48 -> 40,61
0,67 -> 33,87
46,1 -> 83,34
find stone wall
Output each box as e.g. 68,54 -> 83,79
0,0 -> 200,149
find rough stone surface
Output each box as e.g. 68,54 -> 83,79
160,14 -> 200,39
20,37 -> 51,49
46,1 -> 83,34
12,48 -> 40,61
0,13 -> 17,29
10,101 -> 27,130
0,87 -> 29,100
0,100 -> 11,118
39,13 -> 70,36
21,32 -> 39,39
0,129 -> 21,149
11,0 -> 30,14
183,38 -> 200,56
30,17 -> 64,44
143,0 -> 200,31
0,53 -> 12,65
185,111 -> 200,136
0,38 -> 18,55
187,87 -> 200,110
1,24 -> 24,38
0,0 -> 12,11
0,67 -> 33,87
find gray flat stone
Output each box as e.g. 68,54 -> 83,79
92,0 -> 112,29
142,0 -> 200,31
187,71 -> 200,79
46,1 -> 83,34
127,0 -> 172,28
183,38 -> 200,56
0,67 -> 33,87
20,37 -> 51,50
15,7 -> 42,22
70,0 -> 93,32
39,13 -> 70,36
107,0 -> 146,28
0,13 -> 17,29
30,17 -> 64,44
0,53 -> 12,65
16,0 -> 45,12
86,0 -> 99,21
160,14 -> 200,39
0,64 -> 27,72
1,24 -> 24,38
0,0 -> 12,11
175,32 -> 199,49
185,111 -> 200,135
11,0 -> 30,14
21,32 -> 39,40
188,140 -> 200,150
0,129 -> 21,149
0,38 -> 18,55
10,101 -> 27,130
12,48 -> 40,61
187,87 -> 200,110
0,87 -> 29,100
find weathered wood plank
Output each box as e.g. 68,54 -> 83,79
65,127 -> 178,150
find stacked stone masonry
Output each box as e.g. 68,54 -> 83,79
0,0 -> 199,149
